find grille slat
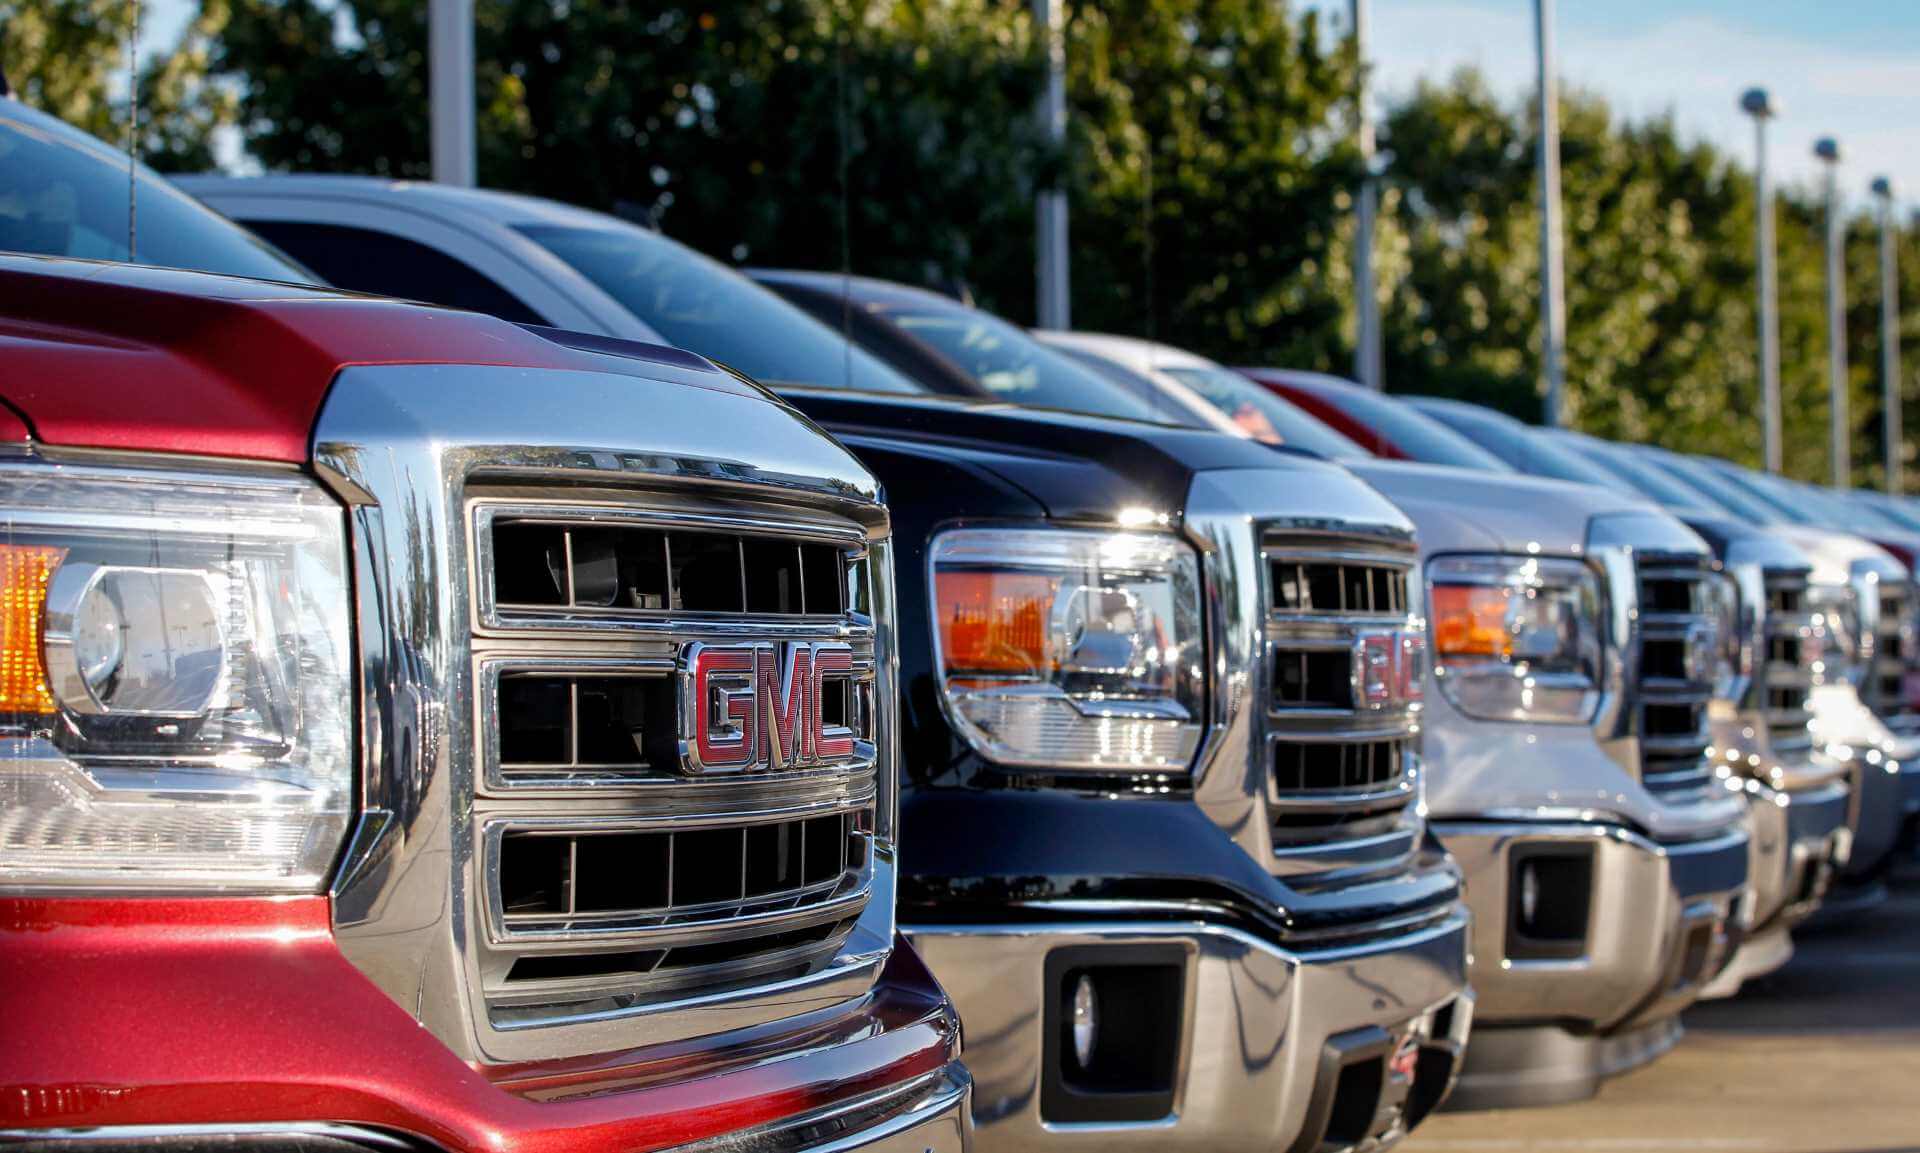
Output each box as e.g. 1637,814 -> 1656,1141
1271,558 -> 1407,616
497,813 -> 857,925
488,514 -> 848,620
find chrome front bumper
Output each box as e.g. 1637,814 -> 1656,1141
1433,820 -> 1747,1108
1746,780 -> 1851,933
906,913 -> 1471,1153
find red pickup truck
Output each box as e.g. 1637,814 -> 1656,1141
0,98 -> 967,1153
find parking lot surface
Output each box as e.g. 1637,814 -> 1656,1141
1407,857 -> 1920,1153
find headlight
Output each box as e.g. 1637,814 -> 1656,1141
1804,581 -> 1860,684
0,463 -> 352,892
1429,554 -> 1603,723
929,527 -> 1204,772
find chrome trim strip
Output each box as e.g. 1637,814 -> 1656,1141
0,1125 -> 414,1150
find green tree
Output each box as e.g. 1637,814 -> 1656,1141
1379,70 -> 1870,479
213,0 -> 1049,303
1062,0 -> 1359,366
2,0 -> 233,170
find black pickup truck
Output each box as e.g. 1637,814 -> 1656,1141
178,178 -> 1475,1153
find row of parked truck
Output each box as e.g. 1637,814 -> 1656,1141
1,96 -> 1913,1153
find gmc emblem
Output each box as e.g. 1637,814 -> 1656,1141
679,641 -> 858,774
1358,628 -> 1426,709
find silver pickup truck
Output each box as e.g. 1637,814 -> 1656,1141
1041,336 -> 1755,1109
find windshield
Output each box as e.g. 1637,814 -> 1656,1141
1162,366 -> 1368,459
1655,456 -> 1787,524
1564,438 -> 1726,516
517,224 -> 920,394
1307,384 -> 1515,471
0,104 -> 308,282
885,307 -> 1165,422
1415,403 -> 1625,489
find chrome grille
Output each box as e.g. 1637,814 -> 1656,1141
470,495 -> 880,1023
1868,582 -> 1920,736
1761,571 -> 1817,758
1262,537 -> 1421,863
1634,561 -> 1717,798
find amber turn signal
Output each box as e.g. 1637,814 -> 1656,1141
1431,584 -> 1513,660
0,543 -> 64,714
935,569 -> 1058,676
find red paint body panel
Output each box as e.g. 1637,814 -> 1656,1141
1239,368 -> 1408,460
0,897 -> 957,1151
0,255 -> 739,464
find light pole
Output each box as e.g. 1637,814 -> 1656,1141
1742,88 -> 1782,473
1535,0 -> 1567,428
1033,0 -> 1071,330
1816,138 -> 1848,489
429,0 -> 475,185
1875,177 -> 1902,493
1351,0 -> 1383,391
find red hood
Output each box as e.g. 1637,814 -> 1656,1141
0,255 -> 746,463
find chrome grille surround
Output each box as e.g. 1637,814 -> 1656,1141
1262,540 -> 1423,858
314,362 -> 900,1065
1182,465 -> 1430,892
1631,558 -> 1719,799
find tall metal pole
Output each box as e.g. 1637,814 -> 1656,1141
1350,0 -> 1383,390
1534,0 -> 1568,428
1033,0 -> 1071,330
1743,89 -> 1783,473
1875,177 -> 1902,493
1816,138 -> 1848,489
429,0 -> 475,186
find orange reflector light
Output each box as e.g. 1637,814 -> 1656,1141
935,570 -> 1058,676
1431,584 -> 1512,659
0,544 -> 64,714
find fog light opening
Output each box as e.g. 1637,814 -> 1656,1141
1070,973 -> 1099,1071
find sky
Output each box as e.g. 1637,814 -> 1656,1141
1302,0 -> 1920,212
137,0 -> 1920,211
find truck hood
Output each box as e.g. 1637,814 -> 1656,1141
778,386 -> 1310,525
1673,512 -> 1814,575
1764,522 -> 1908,586
1347,459 -> 1665,556
0,254 -> 766,463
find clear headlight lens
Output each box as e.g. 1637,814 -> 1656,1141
0,463 -> 352,892
1805,581 -> 1860,684
1429,554 -> 1603,723
929,527 -> 1204,772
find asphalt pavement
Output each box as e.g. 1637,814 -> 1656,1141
1407,857 -> 1920,1153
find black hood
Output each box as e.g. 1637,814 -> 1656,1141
778,387 -> 1293,523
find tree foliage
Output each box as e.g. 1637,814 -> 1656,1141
212,0 -> 1050,305
1380,69 -> 1917,482
3,0 -> 233,170
1062,0 -> 1359,368
13,1 -> 1920,486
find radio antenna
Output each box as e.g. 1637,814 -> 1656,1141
835,12 -> 854,391
125,0 -> 141,260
